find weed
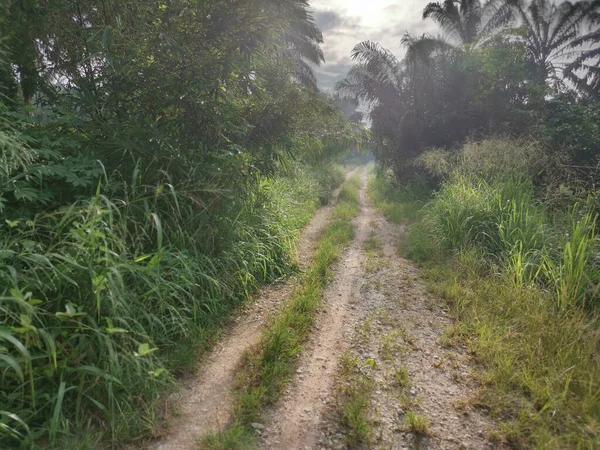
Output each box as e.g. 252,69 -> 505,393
397,393 -> 419,409
379,330 -> 404,361
202,422 -> 255,450
362,257 -> 390,273
337,352 -> 375,446
404,411 -> 430,434
363,231 -> 383,256
392,366 -> 410,389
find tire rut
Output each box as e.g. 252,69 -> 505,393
259,169 -> 371,450
153,177 -> 350,450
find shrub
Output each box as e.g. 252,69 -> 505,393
0,163 -> 342,447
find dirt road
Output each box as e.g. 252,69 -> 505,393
260,169 -> 504,449
155,181 -> 345,450
157,168 -> 503,449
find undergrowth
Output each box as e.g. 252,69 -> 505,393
0,163 -> 344,448
203,173 -> 361,449
368,139 -> 600,449
367,166 -> 429,224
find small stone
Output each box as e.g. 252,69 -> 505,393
250,422 -> 265,430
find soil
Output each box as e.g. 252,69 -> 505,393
156,168 -> 505,450
153,187 -> 345,449
260,169 -> 506,450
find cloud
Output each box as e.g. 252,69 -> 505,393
314,10 -> 341,32
308,0 -> 440,89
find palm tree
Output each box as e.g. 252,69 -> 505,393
507,0 -> 600,91
282,3 -> 325,88
422,0 -> 514,44
335,41 -> 403,106
562,2 -> 600,98
335,41 -> 414,168
334,38 -> 455,168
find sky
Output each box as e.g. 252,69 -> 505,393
309,0 -> 440,91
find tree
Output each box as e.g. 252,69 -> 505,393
507,0 -> 600,91
422,0 -> 514,44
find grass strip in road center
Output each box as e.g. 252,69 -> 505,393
203,174 -> 362,449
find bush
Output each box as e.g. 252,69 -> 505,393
424,172 -> 599,309
416,137 -> 558,183
0,163 -> 342,447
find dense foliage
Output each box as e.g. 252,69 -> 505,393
337,0 -> 600,177
0,1 -> 359,447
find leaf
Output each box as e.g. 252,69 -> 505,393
0,354 -> 24,382
364,358 -> 377,369
0,328 -> 30,360
135,343 -> 158,357
134,254 -> 152,263
49,381 -> 66,444
55,303 -> 86,318
105,327 -> 128,334
5,220 -> 19,228
0,411 -> 31,440
19,315 -> 31,327
12,185 -> 40,202
71,365 -> 122,384
0,250 -> 16,259
148,368 -> 166,377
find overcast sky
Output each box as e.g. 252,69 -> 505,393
309,0 -> 439,91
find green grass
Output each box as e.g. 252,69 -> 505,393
336,351 -> 375,447
404,411 -> 430,434
368,163 -> 600,449
204,174 -> 362,448
0,163 -> 344,448
392,365 -> 410,388
367,169 -> 429,224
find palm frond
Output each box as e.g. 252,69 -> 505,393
423,1 -> 467,43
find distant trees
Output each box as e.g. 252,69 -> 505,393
0,0 -> 357,215
337,0 -> 600,177
422,0 -> 513,44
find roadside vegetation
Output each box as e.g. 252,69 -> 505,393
368,141 -> 600,447
345,0 -> 600,448
336,351 -> 375,447
204,174 -> 361,449
0,1 -> 362,447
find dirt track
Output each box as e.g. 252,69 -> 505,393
260,169 -> 505,450
154,175 -> 349,450
157,168 -> 504,449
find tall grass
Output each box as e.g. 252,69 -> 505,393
369,137 -> 600,448
0,163 -> 344,448
367,167 -> 429,224
425,174 -> 598,309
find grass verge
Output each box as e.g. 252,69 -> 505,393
203,173 -> 362,449
0,162 -> 344,448
368,170 -> 600,449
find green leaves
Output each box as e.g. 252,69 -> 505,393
135,343 -> 158,357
